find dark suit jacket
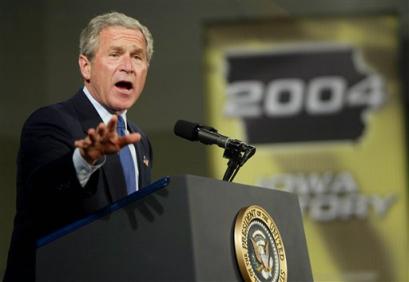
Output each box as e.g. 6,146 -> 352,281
4,90 -> 152,281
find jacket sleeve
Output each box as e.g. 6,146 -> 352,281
19,106 -> 80,193
17,105 -> 107,238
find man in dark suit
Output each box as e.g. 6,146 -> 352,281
4,12 -> 153,281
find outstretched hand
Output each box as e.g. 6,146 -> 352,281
74,115 -> 141,164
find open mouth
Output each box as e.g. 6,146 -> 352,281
115,81 -> 133,91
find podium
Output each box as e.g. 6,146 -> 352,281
36,175 -> 312,281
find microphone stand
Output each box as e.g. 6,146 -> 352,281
222,140 -> 256,182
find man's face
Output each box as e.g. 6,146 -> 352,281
79,26 -> 149,112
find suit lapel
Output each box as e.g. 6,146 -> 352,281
70,91 -> 103,134
70,90 -> 128,201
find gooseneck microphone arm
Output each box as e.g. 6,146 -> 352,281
222,139 -> 256,182
174,120 -> 256,182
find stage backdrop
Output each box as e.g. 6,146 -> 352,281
205,16 -> 408,282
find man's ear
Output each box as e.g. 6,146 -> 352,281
79,54 -> 91,81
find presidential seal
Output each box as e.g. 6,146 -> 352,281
234,205 -> 287,282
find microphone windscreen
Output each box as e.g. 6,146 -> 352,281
174,120 -> 199,141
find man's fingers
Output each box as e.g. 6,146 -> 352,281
74,140 -> 84,148
128,132 -> 142,143
75,136 -> 91,148
118,133 -> 141,147
88,128 -> 98,143
97,122 -> 107,137
107,115 -> 118,132
75,118 -> 138,162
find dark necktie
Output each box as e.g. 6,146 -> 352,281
117,115 -> 137,195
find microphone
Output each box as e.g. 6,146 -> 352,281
174,120 -> 256,182
174,120 -> 231,149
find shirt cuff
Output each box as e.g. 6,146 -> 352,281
73,148 -> 105,187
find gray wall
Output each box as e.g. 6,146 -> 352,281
0,0 -> 405,277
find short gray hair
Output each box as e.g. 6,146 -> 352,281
79,12 -> 154,62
